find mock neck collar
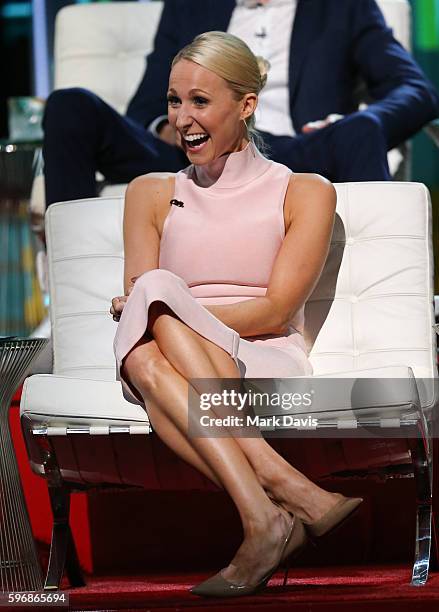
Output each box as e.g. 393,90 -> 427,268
188,141 -> 271,191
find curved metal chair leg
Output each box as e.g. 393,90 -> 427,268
409,413 -> 433,586
432,418 -> 439,571
38,439 -> 85,590
44,483 -> 85,590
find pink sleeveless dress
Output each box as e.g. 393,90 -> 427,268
113,142 -> 312,406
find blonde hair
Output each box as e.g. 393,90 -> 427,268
172,31 -> 270,146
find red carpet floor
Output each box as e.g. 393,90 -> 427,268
52,565 -> 439,611
11,389 -> 439,610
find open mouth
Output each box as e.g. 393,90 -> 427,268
183,132 -> 210,152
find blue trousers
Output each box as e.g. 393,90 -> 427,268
43,88 -> 390,207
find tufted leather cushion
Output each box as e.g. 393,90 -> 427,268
54,1 -> 164,115
307,182 -> 436,381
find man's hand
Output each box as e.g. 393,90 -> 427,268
157,122 -> 177,146
301,113 -> 344,134
110,277 -> 137,322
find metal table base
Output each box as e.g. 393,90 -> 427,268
0,338 -> 48,592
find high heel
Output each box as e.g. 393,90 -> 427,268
280,514 -> 307,587
190,515 -> 306,598
269,498 -> 309,587
304,493 -> 363,540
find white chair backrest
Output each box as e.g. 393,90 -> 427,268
306,183 -> 435,379
54,1 -> 164,114
53,0 -> 410,114
46,196 -> 124,380
46,183 -> 436,385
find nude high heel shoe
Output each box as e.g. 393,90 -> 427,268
304,493 -> 363,539
279,514 -> 308,586
190,515 -> 307,598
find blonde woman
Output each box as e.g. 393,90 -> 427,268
111,32 -> 362,598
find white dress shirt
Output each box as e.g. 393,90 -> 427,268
231,0 -> 297,136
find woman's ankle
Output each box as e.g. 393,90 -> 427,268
269,470 -> 308,504
242,502 -> 287,538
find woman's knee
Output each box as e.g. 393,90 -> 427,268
130,269 -> 187,329
123,340 -> 173,395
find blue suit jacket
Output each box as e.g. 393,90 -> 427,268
127,0 -> 439,150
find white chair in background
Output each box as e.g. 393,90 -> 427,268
20,181 -> 438,589
30,0 -> 437,216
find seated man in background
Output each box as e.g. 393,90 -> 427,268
43,0 -> 439,206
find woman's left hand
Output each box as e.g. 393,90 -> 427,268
110,277 -> 137,321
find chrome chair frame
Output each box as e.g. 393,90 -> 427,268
21,386 -> 438,589
254,371 -> 438,586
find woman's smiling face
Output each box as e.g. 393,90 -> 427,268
167,59 -> 253,165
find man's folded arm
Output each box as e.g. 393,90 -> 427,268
351,0 -> 439,149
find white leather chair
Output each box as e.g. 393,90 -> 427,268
20,181 -> 438,589
30,0 -> 433,215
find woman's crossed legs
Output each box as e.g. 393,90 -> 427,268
122,302 -> 339,586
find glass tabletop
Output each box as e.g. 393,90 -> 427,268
0,140 -> 42,152
0,336 -> 48,344
0,141 -> 42,199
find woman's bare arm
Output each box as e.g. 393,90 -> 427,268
206,173 -> 336,336
122,173 -> 174,295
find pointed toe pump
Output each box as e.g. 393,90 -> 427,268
305,494 -> 363,540
190,515 -> 307,598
